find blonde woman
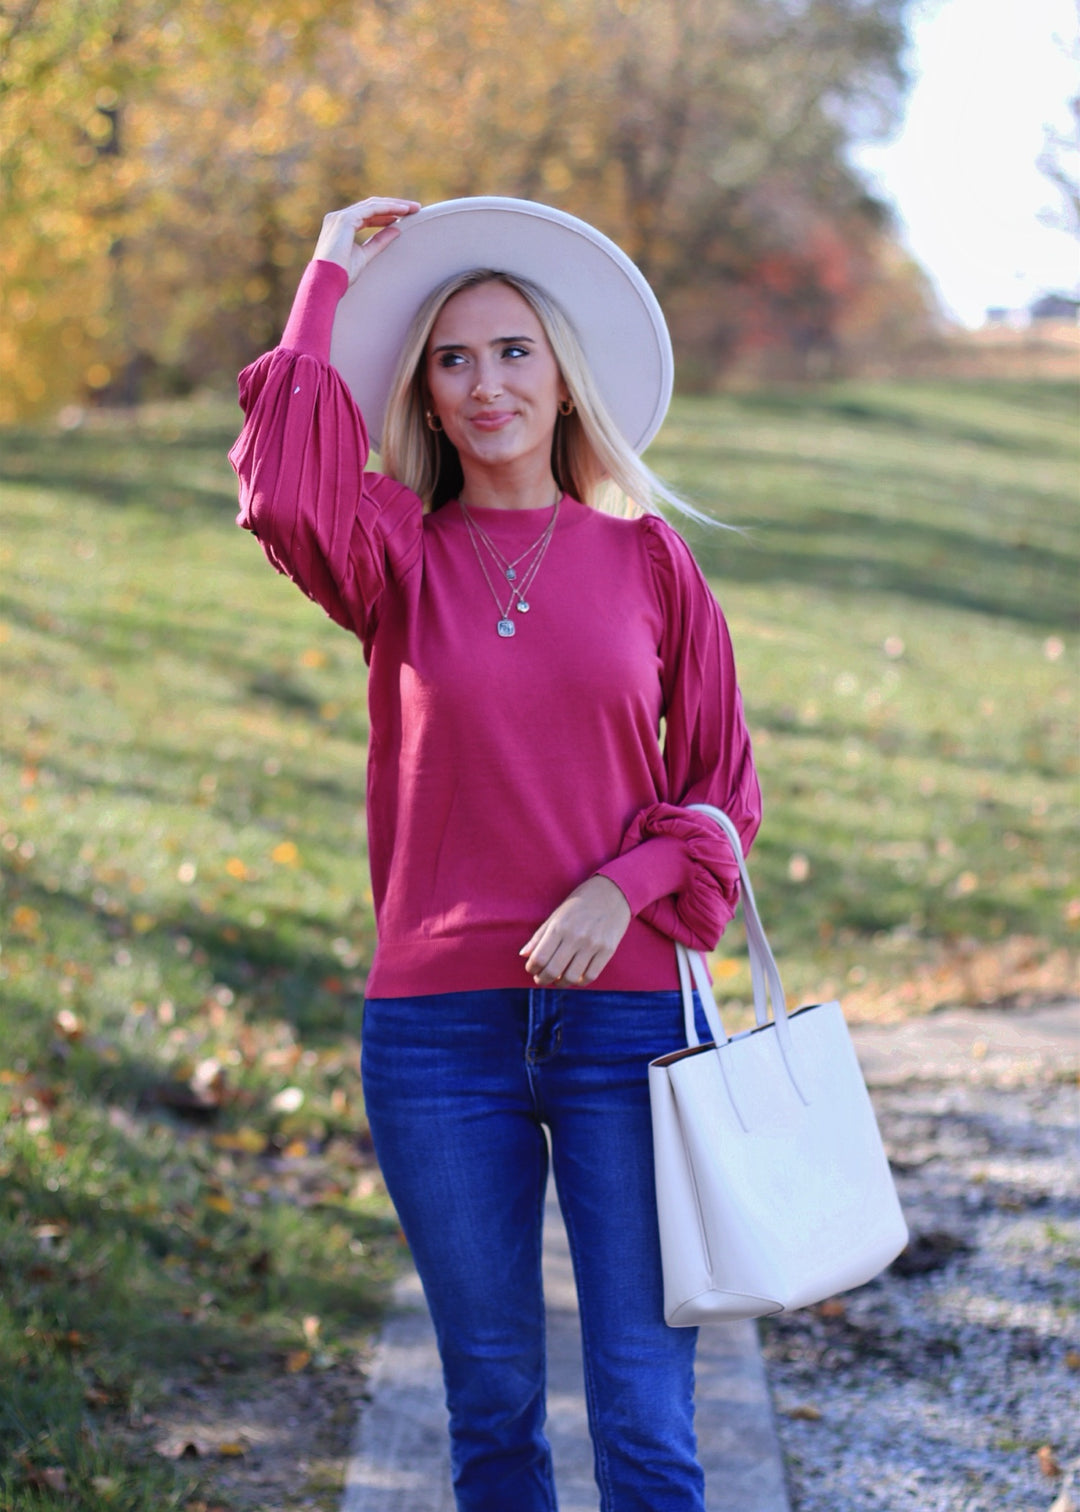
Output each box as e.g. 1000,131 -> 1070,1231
230,195 -> 760,1512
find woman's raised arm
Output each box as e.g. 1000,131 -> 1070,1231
228,199 -> 423,649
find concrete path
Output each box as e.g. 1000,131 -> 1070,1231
342,1182 -> 792,1511
846,999 -> 1079,1088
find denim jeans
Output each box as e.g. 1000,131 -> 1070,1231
361,987 -> 710,1512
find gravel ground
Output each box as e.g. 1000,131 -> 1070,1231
760,1013 -> 1079,1512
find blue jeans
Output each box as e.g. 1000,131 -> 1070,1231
361,987 -> 709,1512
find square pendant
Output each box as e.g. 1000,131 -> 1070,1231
497,618 -> 516,637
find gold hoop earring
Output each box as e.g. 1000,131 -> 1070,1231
425,410 -> 444,432
558,398 -> 574,417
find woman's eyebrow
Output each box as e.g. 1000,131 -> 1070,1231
430,335 -> 536,353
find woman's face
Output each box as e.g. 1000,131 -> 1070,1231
425,280 -> 568,480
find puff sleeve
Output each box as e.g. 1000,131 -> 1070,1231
595,514 -> 762,952
228,260 -> 422,652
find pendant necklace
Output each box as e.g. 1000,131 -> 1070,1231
460,496 -> 561,637
459,497 -> 559,586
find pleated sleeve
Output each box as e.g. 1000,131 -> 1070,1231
227,260 -> 422,650
596,514 -> 762,952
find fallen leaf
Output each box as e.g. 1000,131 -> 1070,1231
892,1230 -> 972,1277
269,1086 -> 304,1114
218,1441 -> 247,1458
204,1192 -> 234,1215
285,1348 -> 311,1373
787,853 -> 811,883
1064,1349 -> 1080,1371
12,905 -> 42,937
17,1463 -> 72,1495
816,1299 -> 846,1319
32,1222 -> 68,1247
1037,1445 -> 1062,1478
192,1057 -> 227,1099
212,1128 -> 268,1155
787,1404 -> 822,1421
153,1057 -> 229,1118
154,1434 -> 212,1459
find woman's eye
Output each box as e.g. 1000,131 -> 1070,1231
502,345 -> 529,360
437,352 -> 466,368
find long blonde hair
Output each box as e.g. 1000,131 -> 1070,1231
380,268 -> 709,522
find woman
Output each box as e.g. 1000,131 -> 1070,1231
230,195 -> 760,1512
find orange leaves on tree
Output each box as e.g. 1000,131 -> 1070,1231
0,0 -> 926,418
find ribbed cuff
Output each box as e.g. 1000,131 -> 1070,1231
595,834 -> 691,918
280,260 -> 350,357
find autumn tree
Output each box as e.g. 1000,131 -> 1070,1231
0,0 -> 928,419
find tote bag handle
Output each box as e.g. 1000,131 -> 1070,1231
677,804 -> 809,1105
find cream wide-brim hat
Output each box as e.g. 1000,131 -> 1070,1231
328,196 -> 674,454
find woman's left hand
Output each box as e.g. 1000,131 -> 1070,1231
520,876 -> 632,987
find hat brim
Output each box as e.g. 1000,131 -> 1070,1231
328,197 -> 673,455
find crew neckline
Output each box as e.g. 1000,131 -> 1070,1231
457,495 -> 565,519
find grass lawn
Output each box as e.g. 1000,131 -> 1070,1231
0,378 -> 1077,1507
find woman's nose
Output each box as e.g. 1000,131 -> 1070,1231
471,370 -> 502,401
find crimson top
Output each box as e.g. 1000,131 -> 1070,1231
229,260 -> 760,997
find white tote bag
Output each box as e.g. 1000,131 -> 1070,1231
649,804 -> 908,1326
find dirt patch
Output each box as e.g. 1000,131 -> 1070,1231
141,1352 -> 376,1511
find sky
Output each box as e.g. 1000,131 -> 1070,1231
850,0 -> 1079,326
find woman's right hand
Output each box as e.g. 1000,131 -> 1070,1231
313,197 -> 421,285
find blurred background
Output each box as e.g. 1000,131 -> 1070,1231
0,2 -> 1076,1508
1,0 -> 1075,417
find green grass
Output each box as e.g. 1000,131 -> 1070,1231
652,380 -> 1078,1010
0,379 -> 1077,1504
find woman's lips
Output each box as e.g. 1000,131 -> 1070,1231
469,411 -> 516,431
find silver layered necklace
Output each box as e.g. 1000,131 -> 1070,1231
459,496 -> 561,638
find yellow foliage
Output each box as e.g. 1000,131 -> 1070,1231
0,0 -> 922,418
